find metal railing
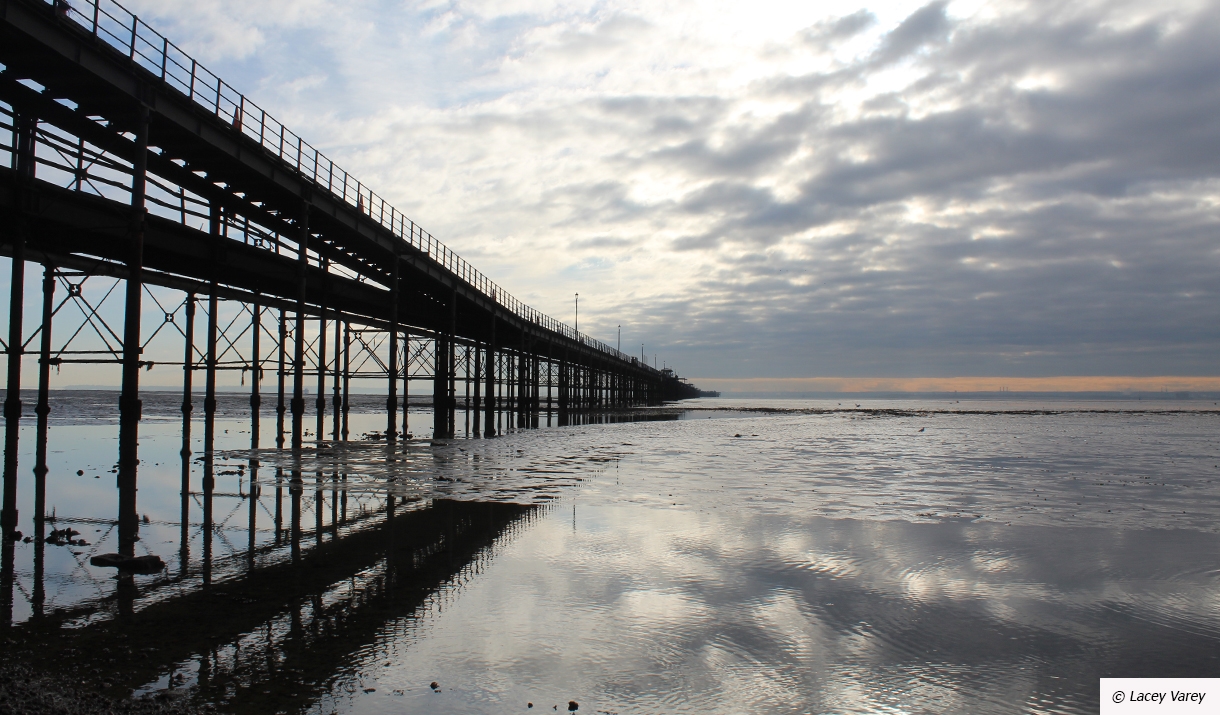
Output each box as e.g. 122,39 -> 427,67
42,0 -> 655,373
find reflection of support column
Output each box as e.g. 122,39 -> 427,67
32,264 -> 54,618
315,475 -> 323,546
179,447 -> 190,578
202,440 -> 214,588
290,478 -> 301,565
341,324 -> 350,441
274,468 -> 283,547
330,470 -> 338,537
276,310 -> 287,448
340,475 -> 347,526
118,106 -> 149,558
473,343 -> 482,437
387,256 -> 399,443
291,203 -> 310,454
247,464 -> 258,570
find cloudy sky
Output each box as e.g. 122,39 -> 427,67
120,0 -> 1220,387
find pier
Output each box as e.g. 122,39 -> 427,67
0,0 -> 663,584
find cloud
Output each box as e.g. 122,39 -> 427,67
114,0 -> 1220,380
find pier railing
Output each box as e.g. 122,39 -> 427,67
45,0 -> 651,371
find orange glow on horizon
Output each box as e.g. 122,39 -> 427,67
690,376 -> 1220,393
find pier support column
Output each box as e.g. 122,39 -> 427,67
387,255 -> 399,443
2,112 -> 36,547
402,334 -> 410,438
1,214 -> 24,543
342,323 -> 351,441
332,317 -> 341,441
531,352 -> 540,428
316,259 -> 328,441
291,202 -> 309,454
276,309 -> 287,448
31,264 -> 54,617
180,294 -> 194,571
448,292 -> 457,438
204,202 -> 221,467
516,342 -> 526,429
464,346 -> 471,436
558,355 -> 569,426
484,314 -> 496,437
433,335 -> 449,439
248,299 -> 262,568
473,343 -> 482,437
117,105 -> 149,558
250,301 -> 261,449
182,296 -> 195,453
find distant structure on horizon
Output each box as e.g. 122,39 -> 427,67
660,369 -> 719,400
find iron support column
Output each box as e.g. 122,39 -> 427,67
117,105 -> 149,557
387,256 -> 399,442
1,212 -> 24,541
3,112 -> 36,541
276,310 -> 286,448
484,314 -> 496,437
331,316 -> 340,441
250,301 -> 261,449
316,259 -> 328,441
291,203 -> 309,453
31,264 -> 54,616
204,204 -> 220,482
448,294 -> 457,438
341,323 -> 351,440
472,342 -> 482,437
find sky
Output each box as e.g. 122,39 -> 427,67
81,0 -> 1220,385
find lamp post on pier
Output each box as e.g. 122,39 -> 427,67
575,293 -> 579,333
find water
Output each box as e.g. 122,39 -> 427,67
2,392 -> 1219,714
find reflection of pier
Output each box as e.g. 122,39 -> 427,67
7,493 -> 534,711
0,0 -> 666,624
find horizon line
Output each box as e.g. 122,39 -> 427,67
688,376 -> 1220,393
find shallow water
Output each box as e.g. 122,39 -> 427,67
1,393 -> 1218,714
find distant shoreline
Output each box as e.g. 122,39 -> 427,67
6,386 -> 1218,401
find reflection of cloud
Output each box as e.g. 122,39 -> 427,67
114,0 -> 1220,380
389,501 -> 1220,713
